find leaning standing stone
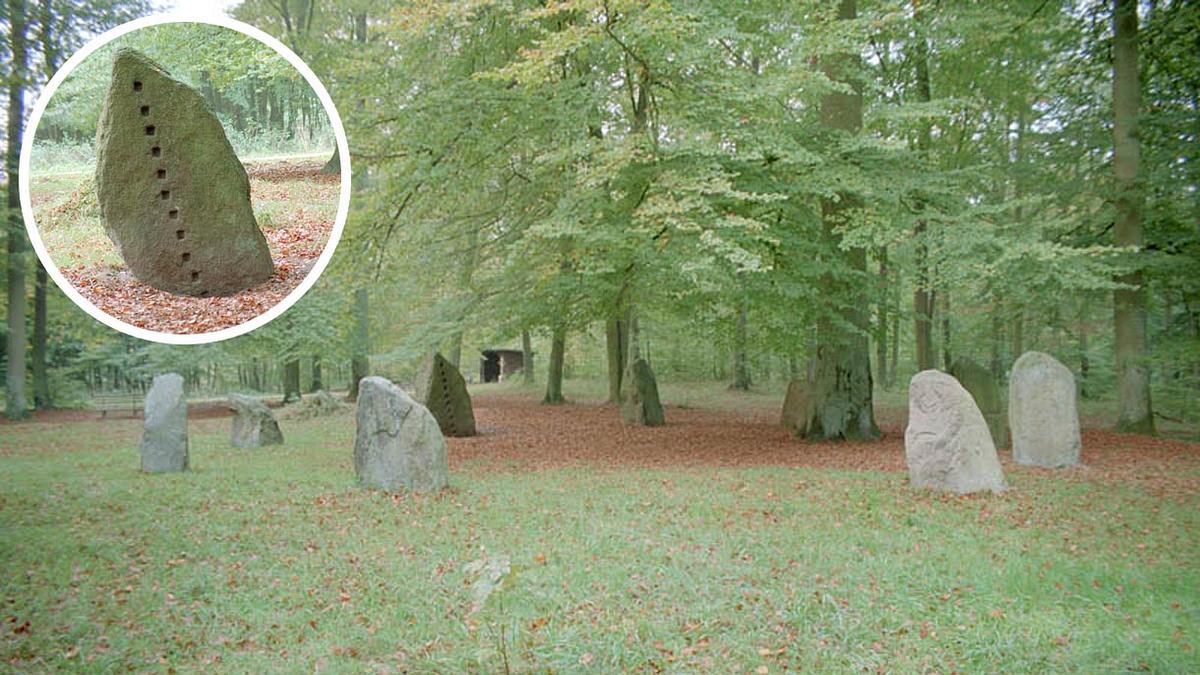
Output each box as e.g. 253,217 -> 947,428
140,372 -> 188,473
227,393 -> 283,448
95,48 -> 273,297
905,370 -> 1006,494
354,376 -> 448,493
413,352 -> 476,437
1009,351 -> 1082,467
780,379 -> 811,436
949,357 -> 1008,448
621,358 -> 665,427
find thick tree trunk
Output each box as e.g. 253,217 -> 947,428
543,325 -> 566,404
521,329 -> 534,385
1112,0 -> 1154,433
804,0 -> 879,442
348,288 -> 369,401
731,300 -> 751,391
605,312 -> 627,403
5,0 -> 29,420
283,359 -> 301,403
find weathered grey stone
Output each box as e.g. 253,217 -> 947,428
1009,351 -> 1082,468
905,370 -> 1006,494
950,357 -> 1008,448
780,379 -> 812,436
620,358 -> 665,427
95,48 -> 272,297
227,393 -> 283,448
354,376 -> 448,493
413,352 -> 476,437
140,372 -> 188,473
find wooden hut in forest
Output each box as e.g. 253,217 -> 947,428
480,349 -> 527,383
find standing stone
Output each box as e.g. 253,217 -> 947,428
95,48 -> 273,297
780,379 -> 812,436
1009,351 -> 1082,467
905,370 -> 1006,494
621,358 -> 665,426
949,357 -> 1009,448
226,393 -> 283,448
140,373 -> 188,473
413,352 -> 476,437
354,376 -> 448,493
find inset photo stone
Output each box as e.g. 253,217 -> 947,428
20,18 -> 348,343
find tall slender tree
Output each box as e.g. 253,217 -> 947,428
1112,0 -> 1154,433
5,0 -> 30,420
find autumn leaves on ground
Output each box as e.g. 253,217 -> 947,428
30,156 -> 336,333
2,383 -> 1197,672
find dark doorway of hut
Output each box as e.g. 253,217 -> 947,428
480,349 -> 526,383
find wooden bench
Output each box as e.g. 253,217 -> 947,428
92,392 -> 144,419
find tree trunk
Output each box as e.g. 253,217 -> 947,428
348,288 -> 369,401
543,324 -> 566,404
310,354 -> 323,392
521,329 -> 534,385
941,290 -> 952,370
5,0 -> 29,420
605,311 -> 627,403
283,359 -> 301,403
731,298 -> 751,391
1112,0 -> 1154,433
32,263 -> 49,408
911,4 -> 936,373
875,250 -> 889,388
804,0 -> 879,442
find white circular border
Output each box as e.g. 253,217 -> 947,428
19,13 -> 351,345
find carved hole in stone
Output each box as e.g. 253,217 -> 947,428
140,105 -> 150,116
145,125 -> 156,136
160,190 -> 170,200
156,169 -> 166,179
151,146 -> 161,157
168,209 -> 178,219
133,80 -> 143,91
191,271 -> 200,282
181,252 -> 191,262
175,230 -> 185,240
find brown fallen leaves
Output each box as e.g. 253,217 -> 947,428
448,393 -> 1200,498
60,160 -> 335,335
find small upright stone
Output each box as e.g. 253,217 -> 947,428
780,379 -> 812,436
950,357 -> 1008,448
140,373 -> 188,473
226,393 -> 283,448
1009,351 -> 1082,467
354,376 -> 448,493
413,352 -> 476,437
621,358 -> 665,427
95,48 -> 273,296
905,370 -> 1006,494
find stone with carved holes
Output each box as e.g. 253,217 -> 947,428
905,370 -> 1005,494
1009,351 -> 1081,468
140,373 -> 188,472
226,393 -> 283,448
413,352 -> 476,437
354,377 -> 448,493
95,48 -> 272,297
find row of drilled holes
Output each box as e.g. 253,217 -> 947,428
135,79 -> 203,290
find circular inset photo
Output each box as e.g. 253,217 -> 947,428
20,16 -> 349,344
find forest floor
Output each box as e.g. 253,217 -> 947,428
1,385 -> 1197,671
29,156 -> 338,334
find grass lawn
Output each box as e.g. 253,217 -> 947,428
1,388 -> 1197,672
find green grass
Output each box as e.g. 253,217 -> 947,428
1,397 -> 1198,672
